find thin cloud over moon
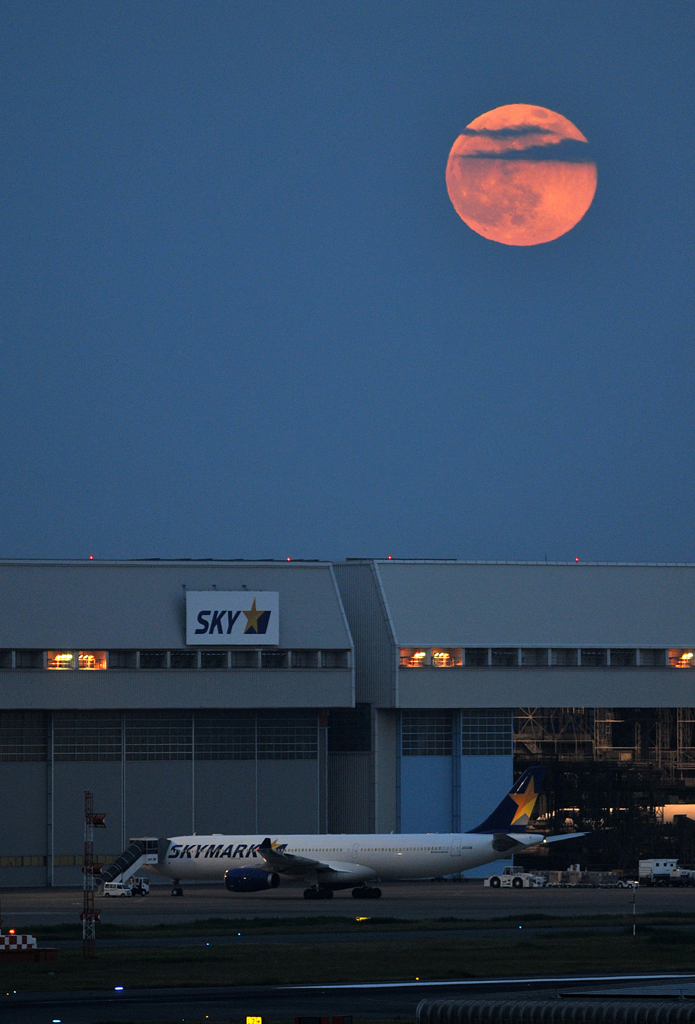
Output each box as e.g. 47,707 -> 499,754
446,104 -> 597,245
457,138 -> 593,162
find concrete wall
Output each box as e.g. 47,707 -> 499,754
194,761 -> 257,834
398,667 -> 695,709
0,752 -> 322,886
333,563 -> 396,707
327,752 -> 372,833
0,763 -> 48,887
0,669 -> 353,710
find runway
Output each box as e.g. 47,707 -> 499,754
0,879 -> 688,928
4,975 -> 695,1024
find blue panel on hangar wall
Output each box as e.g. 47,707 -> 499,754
400,755 -> 452,832
397,710 -> 514,841
458,708 -> 514,877
459,708 -> 513,829
399,711 -> 454,833
458,754 -> 514,877
459,755 -> 514,831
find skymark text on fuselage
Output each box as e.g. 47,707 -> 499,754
169,842 -> 287,860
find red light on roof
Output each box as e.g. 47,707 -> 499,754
388,555 -> 392,559
8,929 -> 15,935
575,557 -> 579,562
287,557 -> 291,561
89,555 -> 94,560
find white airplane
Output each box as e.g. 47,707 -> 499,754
101,766 -> 583,899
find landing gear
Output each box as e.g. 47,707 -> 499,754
303,886 -> 334,900
352,885 -> 382,899
171,881 -> 184,896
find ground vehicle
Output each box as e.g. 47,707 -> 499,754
639,859 -> 677,885
484,865 -> 546,888
101,882 -> 132,897
669,869 -> 695,886
130,876 -> 150,895
638,859 -> 695,886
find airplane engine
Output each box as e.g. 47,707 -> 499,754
224,868 -> 280,893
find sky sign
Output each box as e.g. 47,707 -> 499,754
186,591 -> 279,645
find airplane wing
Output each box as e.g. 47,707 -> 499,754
542,832 -> 589,844
255,838 -> 364,879
492,830 -> 588,852
255,837 -> 329,875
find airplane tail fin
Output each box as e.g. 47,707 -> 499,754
468,766 -> 547,834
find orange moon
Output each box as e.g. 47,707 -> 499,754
446,104 -> 597,245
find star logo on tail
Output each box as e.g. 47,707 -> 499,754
510,777 -> 539,825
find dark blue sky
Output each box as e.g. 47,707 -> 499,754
2,2 -> 693,561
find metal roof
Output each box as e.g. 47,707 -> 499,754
0,560 -> 352,649
370,560 -> 695,647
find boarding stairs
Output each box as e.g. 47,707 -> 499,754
100,837 -> 162,884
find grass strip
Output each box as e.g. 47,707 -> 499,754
22,911 -> 695,941
2,931 -> 695,993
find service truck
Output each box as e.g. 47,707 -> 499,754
100,876 -> 150,897
638,859 -> 695,886
484,865 -> 546,888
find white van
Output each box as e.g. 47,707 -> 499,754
102,882 -> 132,897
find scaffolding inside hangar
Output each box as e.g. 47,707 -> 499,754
514,707 -> 695,778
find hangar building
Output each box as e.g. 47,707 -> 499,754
1,557 -> 695,885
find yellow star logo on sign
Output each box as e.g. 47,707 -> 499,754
510,777 -> 538,825
243,598 -> 264,634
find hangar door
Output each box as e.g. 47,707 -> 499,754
399,710 -> 513,835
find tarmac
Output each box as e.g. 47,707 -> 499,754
0,878 -> 682,928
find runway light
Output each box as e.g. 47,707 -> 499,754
114,986 -> 124,991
